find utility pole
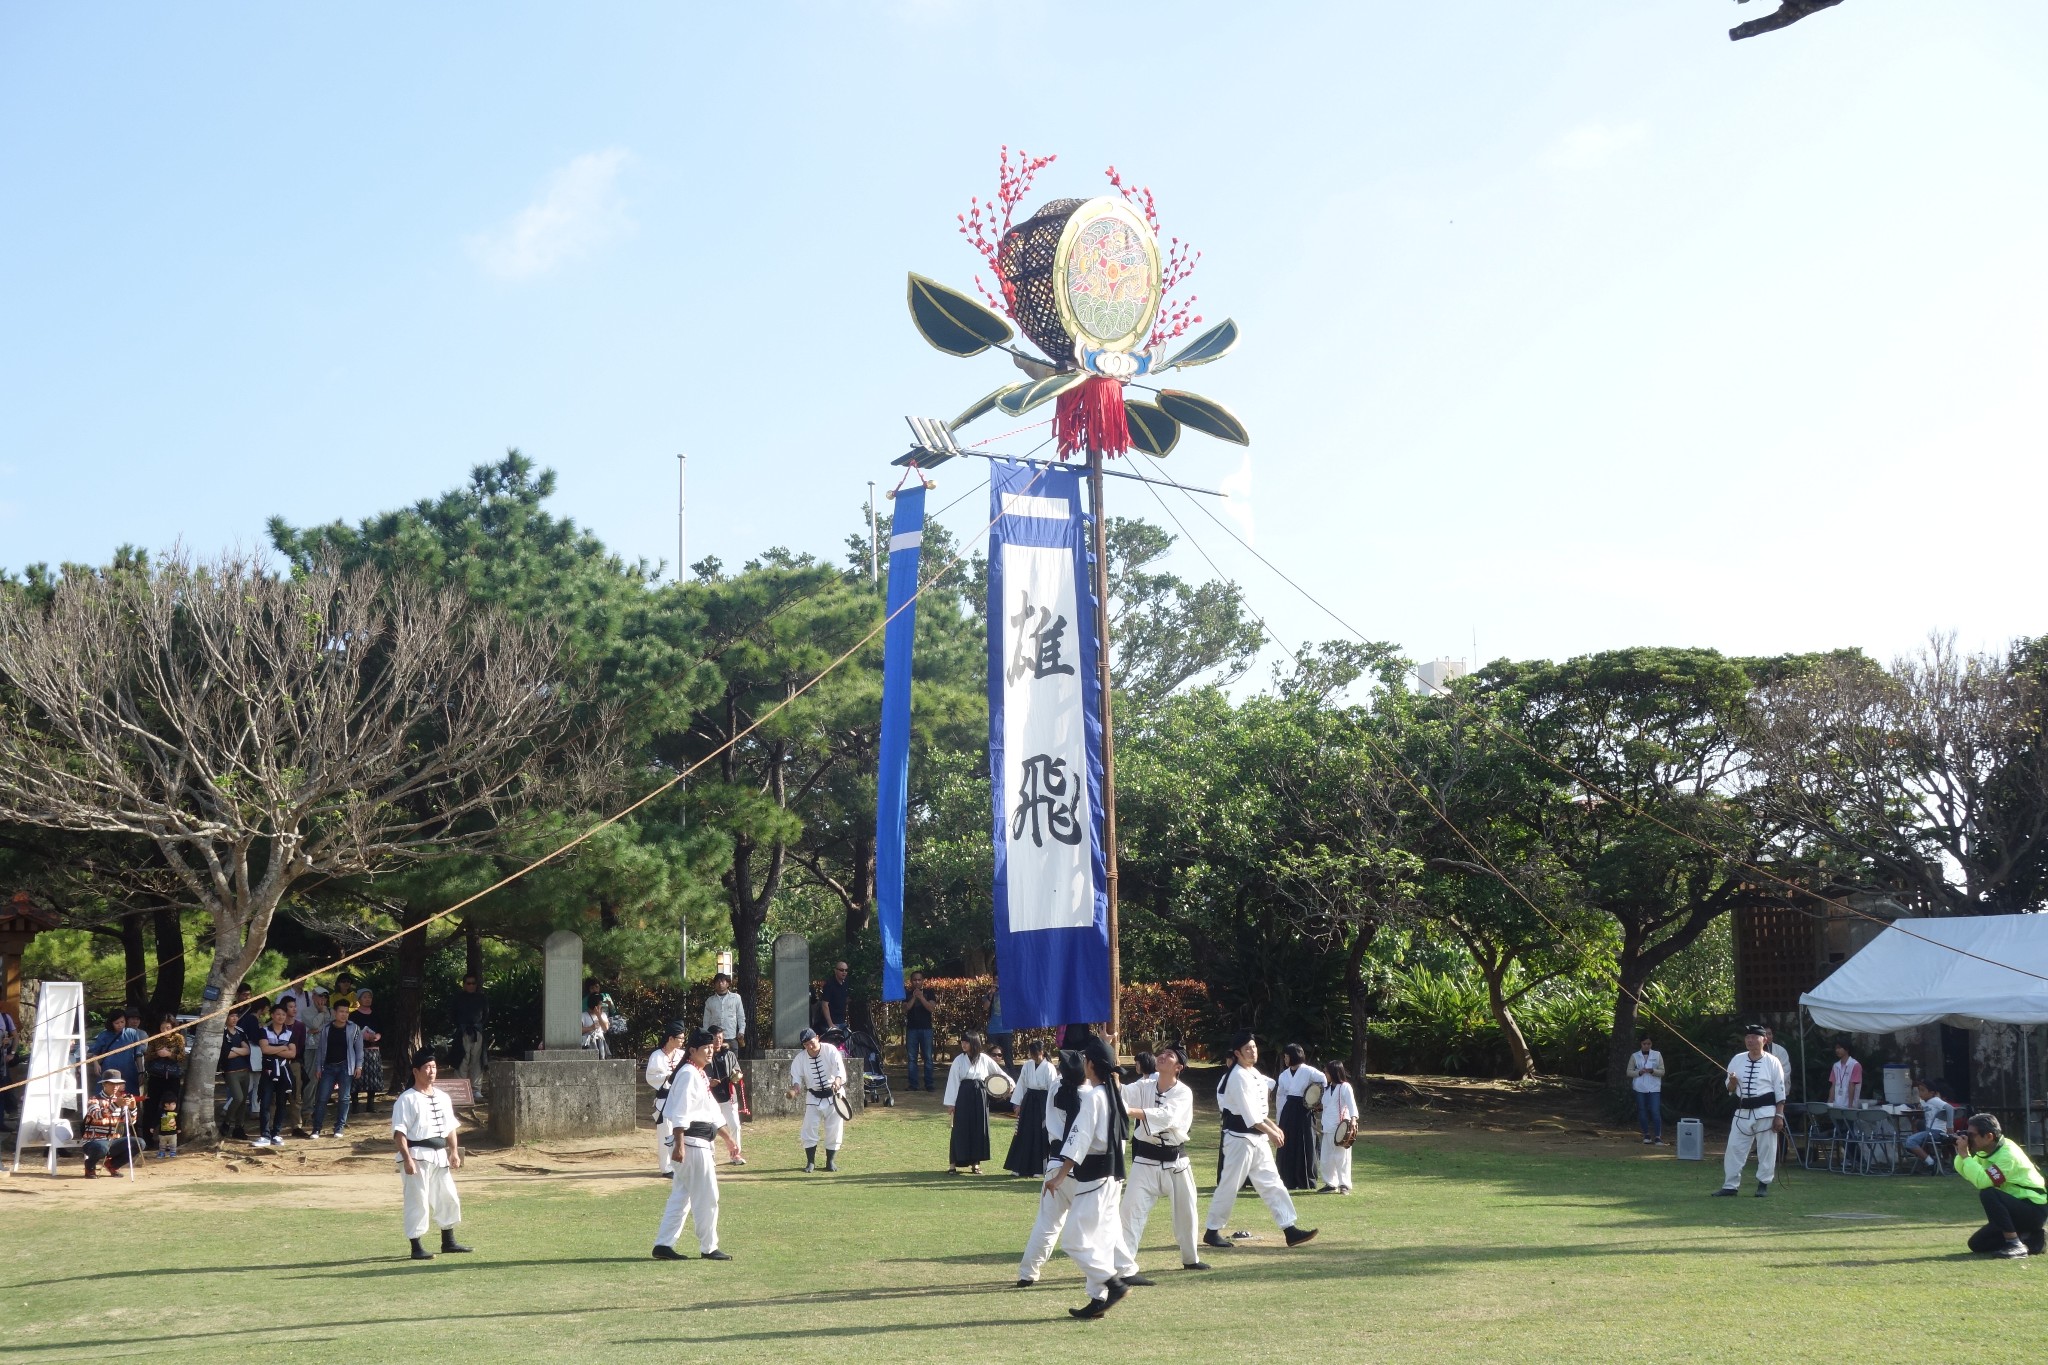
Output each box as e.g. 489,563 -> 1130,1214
677,454 -> 687,584
1087,448 -> 1121,1041
867,481 -> 879,583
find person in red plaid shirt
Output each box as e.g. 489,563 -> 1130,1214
82,1072 -> 140,1177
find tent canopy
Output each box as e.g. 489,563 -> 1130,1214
1799,914 -> 2048,1033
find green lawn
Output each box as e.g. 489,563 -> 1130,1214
5,1095 -> 2041,1363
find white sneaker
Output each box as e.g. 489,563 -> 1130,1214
250,1136 -> 271,1147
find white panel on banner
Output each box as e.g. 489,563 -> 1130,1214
1000,494 -> 1070,521
998,541 -> 1094,932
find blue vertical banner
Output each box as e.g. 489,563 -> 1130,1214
988,461 -> 1110,1029
875,485 -> 926,1003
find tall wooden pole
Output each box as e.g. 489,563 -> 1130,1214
1087,447 -> 1122,1041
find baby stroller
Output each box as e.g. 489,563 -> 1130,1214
834,1028 -> 896,1108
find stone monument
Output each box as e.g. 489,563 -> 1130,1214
487,929 -> 637,1146
772,931 -> 810,1047
542,930 -> 585,1051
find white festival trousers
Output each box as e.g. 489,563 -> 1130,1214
719,1099 -> 744,1153
1062,1176 -> 1124,1299
1318,1130 -> 1353,1190
655,1115 -> 676,1175
1018,1159 -> 1075,1282
799,1100 -> 844,1151
1722,1114 -> 1779,1188
656,1142 -> 721,1253
1117,1157 -> 1200,1274
400,1164 -> 462,1239
1206,1132 -> 1298,1231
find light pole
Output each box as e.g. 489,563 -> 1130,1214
676,454 -> 687,584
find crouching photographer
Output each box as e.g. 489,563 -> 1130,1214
1954,1113 -> 2046,1258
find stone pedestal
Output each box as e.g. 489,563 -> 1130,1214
487,1053 -> 636,1146
752,1046 -> 867,1120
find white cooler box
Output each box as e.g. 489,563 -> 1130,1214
1675,1117 -> 1704,1161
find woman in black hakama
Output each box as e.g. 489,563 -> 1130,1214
1274,1043 -> 1325,1191
945,1032 -> 998,1174
1003,1038 -> 1053,1177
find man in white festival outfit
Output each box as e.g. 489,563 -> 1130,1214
1117,1044 -> 1210,1278
392,1047 -> 472,1261
1713,1024 -> 1786,1198
1204,1032 -> 1318,1251
789,1027 -> 846,1173
652,1028 -> 733,1261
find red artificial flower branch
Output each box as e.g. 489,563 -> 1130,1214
958,144 -> 1057,317
1106,166 -> 1202,349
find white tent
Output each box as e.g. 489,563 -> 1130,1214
1799,914 -> 2048,1032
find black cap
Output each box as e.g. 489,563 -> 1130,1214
663,1019 -> 688,1040
799,1027 -> 818,1044
410,1046 -> 437,1070
686,1028 -> 715,1049
1743,1023 -> 1767,1037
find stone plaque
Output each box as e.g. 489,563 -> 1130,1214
542,930 -> 585,1051
772,932 -> 810,1047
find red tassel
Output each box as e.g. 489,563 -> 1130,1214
1054,375 -> 1131,460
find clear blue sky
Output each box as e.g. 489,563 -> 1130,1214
4,3 -> 2043,673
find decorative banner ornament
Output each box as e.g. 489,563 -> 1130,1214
906,147 -> 1249,462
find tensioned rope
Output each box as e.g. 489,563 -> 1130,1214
1130,449 -> 2048,994
1,449 -> 1057,1105
20,426 -> 1051,1054
1123,463 -> 1735,1074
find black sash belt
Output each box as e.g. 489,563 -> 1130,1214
410,1136 -> 448,1150
1220,1111 -> 1254,1134
809,1087 -> 834,1099
1733,1096 -> 1779,1110
1076,1152 -> 1116,1181
1131,1139 -> 1184,1163
683,1121 -> 719,1139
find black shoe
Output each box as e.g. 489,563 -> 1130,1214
2025,1233 -> 2046,1256
1182,1261 -> 1213,1271
440,1232 -> 472,1253
1710,1187 -> 1739,1197
1016,1278 -> 1037,1288
1120,1273 -> 1156,1287
1202,1229 -> 1234,1250
1070,1299 -> 1110,1320
652,1245 -> 687,1261
410,1240 -> 434,1261
1103,1278 -> 1130,1308
1283,1225 -> 1318,1248
700,1249 -> 732,1261
1754,1183 -> 1770,1198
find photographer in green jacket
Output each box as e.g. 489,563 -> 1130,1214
1954,1113 -> 2046,1258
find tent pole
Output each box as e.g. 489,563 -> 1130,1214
1799,1006 -> 1807,1104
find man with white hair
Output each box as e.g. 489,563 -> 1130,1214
788,1028 -> 846,1173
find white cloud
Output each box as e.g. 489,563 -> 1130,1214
1537,120 -> 1651,172
468,148 -> 635,281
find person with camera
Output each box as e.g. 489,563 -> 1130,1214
581,991 -> 620,1060
1954,1113 -> 2046,1257
80,1072 -> 139,1177
903,971 -> 938,1093
707,1025 -> 746,1166
392,1047 -> 472,1261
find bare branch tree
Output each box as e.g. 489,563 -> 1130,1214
0,552 -> 587,1136
1750,635 -> 2048,914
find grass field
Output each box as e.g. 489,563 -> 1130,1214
5,1083 -> 2042,1363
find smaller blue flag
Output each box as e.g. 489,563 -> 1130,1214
874,486 -> 925,1002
